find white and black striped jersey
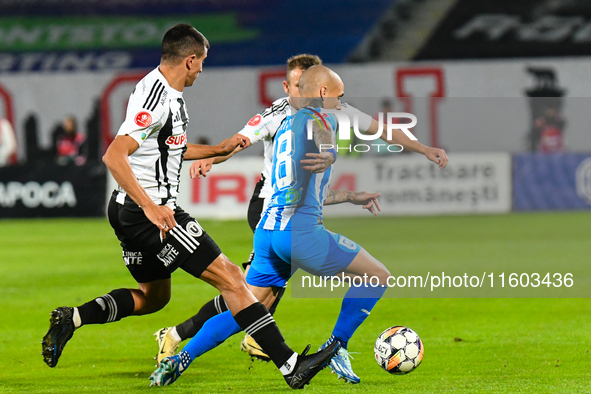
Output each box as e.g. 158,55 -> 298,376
238,97 -> 291,198
238,97 -> 373,199
115,67 -> 189,208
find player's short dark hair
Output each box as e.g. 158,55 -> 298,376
286,54 -> 322,82
161,23 -> 210,64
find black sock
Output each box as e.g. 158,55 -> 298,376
233,302 -> 293,369
177,289 -> 284,341
77,289 -> 135,326
176,295 -> 228,340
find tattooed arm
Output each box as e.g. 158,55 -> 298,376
324,190 -> 382,216
312,117 -> 336,150
300,119 -> 337,173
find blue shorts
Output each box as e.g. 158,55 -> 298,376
247,226 -> 361,288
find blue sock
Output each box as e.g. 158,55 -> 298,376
181,310 -> 241,363
331,285 -> 387,349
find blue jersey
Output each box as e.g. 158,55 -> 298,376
258,107 -> 338,231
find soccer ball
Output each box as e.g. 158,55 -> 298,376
374,326 -> 424,374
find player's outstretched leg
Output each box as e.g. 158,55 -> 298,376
155,281 -> 285,363
151,253 -> 341,389
150,308 -> 341,389
154,301 -> 273,364
240,286 -> 285,362
319,282 -> 385,384
41,307 -> 75,367
151,310 -> 241,386
154,294 -> 228,364
320,249 -> 389,384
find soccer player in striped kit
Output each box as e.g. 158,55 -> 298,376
41,24 -> 339,390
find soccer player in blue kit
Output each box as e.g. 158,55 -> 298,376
154,54 -> 448,383
151,65 -> 395,385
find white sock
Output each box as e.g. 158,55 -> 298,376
169,326 -> 182,342
73,307 -> 82,328
279,352 -> 298,375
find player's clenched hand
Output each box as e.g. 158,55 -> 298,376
424,147 -> 448,169
300,152 -> 335,173
218,134 -> 250,155
230,134 -> 250,149
190,158 -> 214,178
350,192 -> 382,216
142,203 -> 177,238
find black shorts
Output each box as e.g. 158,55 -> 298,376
107,192 -> 222,283
247,176 -> 265,232
244,176 -> 266,269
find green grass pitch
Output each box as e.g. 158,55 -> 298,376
0,212 -> 590,393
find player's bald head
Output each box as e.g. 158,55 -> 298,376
298,65 -> 343,97
294,65 -> 344,109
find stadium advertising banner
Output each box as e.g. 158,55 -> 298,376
5,57 -> 591,166
415,0 -> 591,60
106,154 -> 511,220
178,158 -> 263,220
0,0 -> 391,72
325,153 -> 512,216
0,162 -> 106,218
513,153 -> 591,211
0,14 -> 258,72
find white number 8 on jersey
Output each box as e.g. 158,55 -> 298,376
275,130 -> 297,190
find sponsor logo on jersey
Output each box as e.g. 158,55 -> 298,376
123,250 -> 143,266
166,133 -> 187,146
248,115 -> 262,126
157,244 -> 179,267
254,120 -> 272,136
186,221 -> 203,238
285,188 -> 301,204
135,111 -> 152,127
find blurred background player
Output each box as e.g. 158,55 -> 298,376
154,54 -> 448,381
41,23 -> 339,390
